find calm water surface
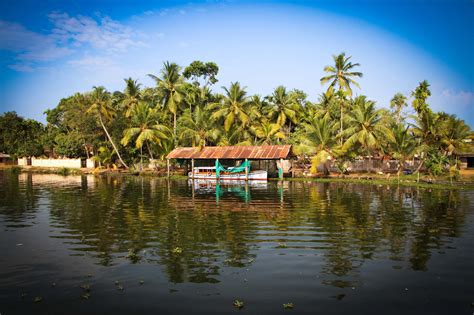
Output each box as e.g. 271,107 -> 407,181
0,172 -> 473,314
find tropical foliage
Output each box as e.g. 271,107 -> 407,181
0,55 -> 471,175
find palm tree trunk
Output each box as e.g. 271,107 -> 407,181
98,114 -> 129,169
173,112 -> 177,146
140,145 -> 143,171
146,141 -> 154,160
340,102 -> 344,146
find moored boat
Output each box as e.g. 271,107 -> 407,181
188,166 -> 267,180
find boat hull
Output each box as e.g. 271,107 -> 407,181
188,170 -> 267,180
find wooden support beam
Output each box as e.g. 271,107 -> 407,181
191,158 -> 195,179
167,158 -> 170,178
279,158 -> 284,180
245,158 -> 249,181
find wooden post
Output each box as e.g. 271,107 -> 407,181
245,158 -> 249,181
191,158 -> 195,179
167,158 -> 170,178
290,160 -> 295,178
279,158 -> 284,180
216,158 -> 219,180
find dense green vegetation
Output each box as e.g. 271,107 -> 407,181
0,54 -> 471,175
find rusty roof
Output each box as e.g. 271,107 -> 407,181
167,145 -> 292,160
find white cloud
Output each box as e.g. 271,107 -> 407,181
0,12 -> 147,72
48,12 -> 147,53
0,20 -> 72,63
178,41 -> 189,48
440,89 -> 474,107
68,56 -> 115,67
8,63 -> 34,72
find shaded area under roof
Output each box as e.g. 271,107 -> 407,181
167,145 -> 292,160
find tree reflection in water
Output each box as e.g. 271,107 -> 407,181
0,172 -> 471,287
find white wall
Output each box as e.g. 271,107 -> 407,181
18,158 -> 95,169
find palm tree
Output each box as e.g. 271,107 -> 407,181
148,62 -> 184,144
386,123 -> 416,181
412,80 -> 431,115
266,86 -> 299,129
440,115 -> 471,157
121,102 -> 170,170
86,86 -> 128,168
297,115 -> 336,175
178,105 -> 220,148
390,93 -> 407,124
208,82 -> 251,132
252,120 -> 285,145
320,53 -> 363,144
122,78 -> 142,117
341,96 -> 386,172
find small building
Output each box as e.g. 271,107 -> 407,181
166,145 -> 293,178
0,153 -> 14,166
17,157 -> 95,169
459,153 -> 474,169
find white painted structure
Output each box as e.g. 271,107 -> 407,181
18,157 -> 95,169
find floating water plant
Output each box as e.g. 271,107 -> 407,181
79,284 -> 91,292
117,284 -> 124,291
114,281 -> 120,286
233,299 -> 244,309
81,292 -> 90,300
33,296 -> 43,303
283,302 -> 294,309
50,282 -> 56,288
139,279 -> 145,285
172,247 -> 183,255
276,242 -> 287,248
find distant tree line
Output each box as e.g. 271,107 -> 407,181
0,54 -> 471,175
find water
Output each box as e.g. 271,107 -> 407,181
0,172 -> 473,314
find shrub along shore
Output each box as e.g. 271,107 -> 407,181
3,165 -> 474,190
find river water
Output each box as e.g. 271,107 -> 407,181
0,172 -> 473,314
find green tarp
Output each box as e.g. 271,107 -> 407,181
215,160 -> 251,178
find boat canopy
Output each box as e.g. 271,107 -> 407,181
215,160 -> 250,177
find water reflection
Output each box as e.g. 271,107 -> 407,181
0,172 -> 473,314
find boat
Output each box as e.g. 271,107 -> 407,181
188,160 -> 267,180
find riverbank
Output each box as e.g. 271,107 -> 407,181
2,165 -> 474,190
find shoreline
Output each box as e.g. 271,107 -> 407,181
2,165 -> 474,190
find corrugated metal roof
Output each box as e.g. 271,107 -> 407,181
167,145 -> 292,160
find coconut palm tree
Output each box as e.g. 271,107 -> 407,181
178,105 -> 220,148
122,78 -> 142,117
386,123 -> 416,181
121,102 -> 170,170
412,80 -> 431,115
440,115 -> 471,157
341,96 -> 386,172
148,62 -> 184,144
296,115 -> 337,175
320,53 -> 363,144
266,86 -> 299,129
252,120 -> 286,145
86,86 -> 128,168
390,93 -> 407,124
208,82 -> 251,132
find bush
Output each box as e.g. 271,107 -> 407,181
425,151 -> 448,176
58,167 -> 70,176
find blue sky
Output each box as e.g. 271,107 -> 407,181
0,0 -> 473,126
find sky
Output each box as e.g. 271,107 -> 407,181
0,0 -> 473,127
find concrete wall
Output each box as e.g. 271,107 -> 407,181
18,157 -> 95,169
